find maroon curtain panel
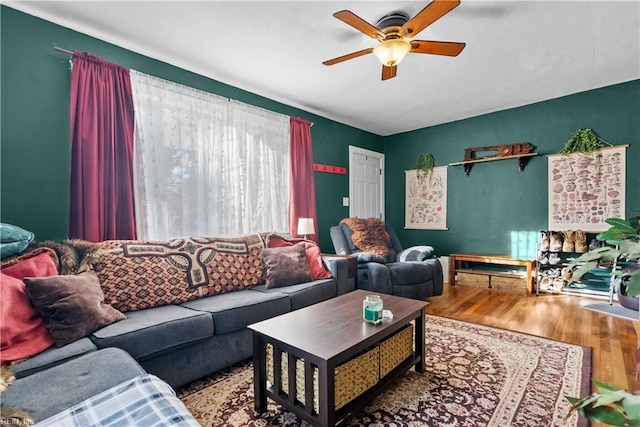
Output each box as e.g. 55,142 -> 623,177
289,117 -> 318,243
68,52 -> 137,242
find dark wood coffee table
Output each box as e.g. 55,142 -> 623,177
248,290 -> 427,427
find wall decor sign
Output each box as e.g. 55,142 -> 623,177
548,145 -> 627,232
405,166 -> 448,230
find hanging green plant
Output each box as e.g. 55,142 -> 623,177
560,128 -> 602,155
416,153 -> 435,180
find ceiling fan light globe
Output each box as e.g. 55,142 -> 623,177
373,39 -> 411,66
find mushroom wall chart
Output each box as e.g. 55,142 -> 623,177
548,146 -> 626,231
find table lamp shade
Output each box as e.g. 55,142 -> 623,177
297,218 -> 315,238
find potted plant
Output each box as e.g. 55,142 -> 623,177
566,216 -> 640,301
560,128 -> 603,154
564,215 -> 640,424
566,380 -> 640,426
415,153 -> 435,181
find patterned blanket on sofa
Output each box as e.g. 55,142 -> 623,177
93,234 -> 265,312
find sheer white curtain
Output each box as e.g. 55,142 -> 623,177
130,70 -> 290,240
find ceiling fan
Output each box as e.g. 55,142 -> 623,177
323,0 -> 466,80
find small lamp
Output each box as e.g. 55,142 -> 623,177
297,218 -> 315,240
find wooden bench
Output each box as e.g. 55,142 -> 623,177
449,253 -> 536,296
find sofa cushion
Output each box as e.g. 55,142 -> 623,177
93,234 -> 265,312
253,279 -> 336,310
1,248 -> 57,363
12,337 -> 97,379
180,290 -> 290,334
262,243 -> 313,288
91,305 -> 213,359
24,271 -> 126,347
1,347 -> 145,423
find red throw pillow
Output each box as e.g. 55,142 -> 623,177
1,250 -> 58,362
267,234 -> 332,280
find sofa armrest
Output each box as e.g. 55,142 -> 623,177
322,256 -> 349,296
3,348 -> 145,423
397,245 -> 434,262
357,252 -> 387,264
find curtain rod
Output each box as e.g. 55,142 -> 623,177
54,46 -> 74,55
53,46 -> 314,127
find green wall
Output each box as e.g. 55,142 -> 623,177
384,80 -> 640,258
2,6 -> 638,258
0,6 -> 383,252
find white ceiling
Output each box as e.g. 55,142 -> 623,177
7,1 -> 640,136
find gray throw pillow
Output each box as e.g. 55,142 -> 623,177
24,271 -> 126,347
262,242 -> 313,289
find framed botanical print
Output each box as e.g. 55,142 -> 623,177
405,166 -> 448,230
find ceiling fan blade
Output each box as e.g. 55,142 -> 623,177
410,40 -> 466,56
323,48 -> 374,66
401,0 -> 461,38
333,10 -> 385,40
382,65 -> 397,80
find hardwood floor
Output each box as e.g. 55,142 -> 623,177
426,284 -> 639,393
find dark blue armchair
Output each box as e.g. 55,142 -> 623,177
329,221 -> 443,300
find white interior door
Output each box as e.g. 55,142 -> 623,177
349,146 -> 385,219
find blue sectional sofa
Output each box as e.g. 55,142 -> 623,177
2,236 -> 348,424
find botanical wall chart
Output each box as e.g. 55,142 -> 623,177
548,145 -> 626,232
405,166 -> 448,230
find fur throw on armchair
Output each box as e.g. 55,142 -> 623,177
340,218 -> 390,259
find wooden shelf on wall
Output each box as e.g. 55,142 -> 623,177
449,153 -> 538,176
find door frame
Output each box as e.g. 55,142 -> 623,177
348,145 -> 385,220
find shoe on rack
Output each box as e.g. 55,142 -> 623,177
549,231 -> 564,252
549,252 -> 561,265
539,277 -> 552,291
561,266 -> 573,280
562,230 -> 575,252
552,278 -> 565,291
538,251 -> 549,264
588,237 -> 603,251
539,231 -> 550,251
574,230 -> 588,253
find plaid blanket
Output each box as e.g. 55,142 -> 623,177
36,374 -> 199,427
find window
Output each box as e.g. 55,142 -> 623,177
130,71 -> 290,240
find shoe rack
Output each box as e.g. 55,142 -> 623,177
536,230 -> 611,297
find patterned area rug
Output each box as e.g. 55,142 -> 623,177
177,315 -> 591,427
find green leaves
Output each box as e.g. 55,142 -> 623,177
605,218 -> 637,232
567,260 -> 599,282
566,214 -> 640,294
624,271 -> 640,297
566,380 -> 640,426
561,128 -> 602,154
416,153 -> 435,181
598,218 -> 640,243
573,247 -> 621,262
